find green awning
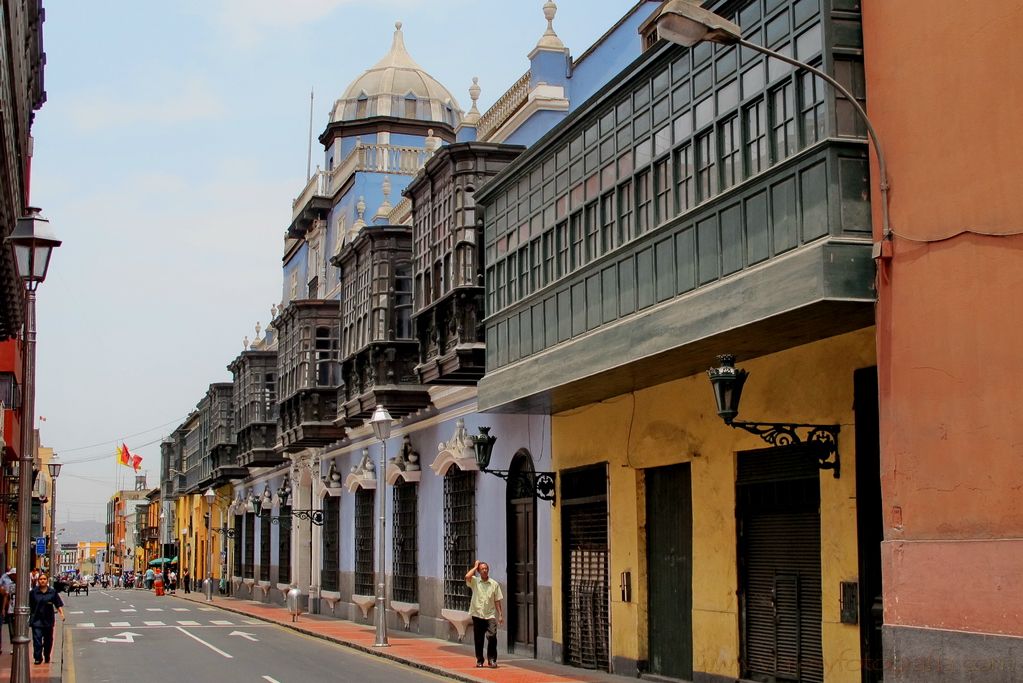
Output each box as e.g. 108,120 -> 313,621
148,557 -> 178,566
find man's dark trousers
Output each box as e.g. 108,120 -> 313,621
31,625 -> 53,663
471,616 -> 497,664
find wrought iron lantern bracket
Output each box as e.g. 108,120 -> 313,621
264,509 -> 324,527
210,525 -> 237,539
478,467 -> 557,506
729,420 -> 841,478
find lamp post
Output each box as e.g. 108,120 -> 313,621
654,0 -> 890,239
369,405 -> 393,647
7,207 -> 60,683
159,511 -> 167,590
47,457 -> 61,582
203,487 -> 216,601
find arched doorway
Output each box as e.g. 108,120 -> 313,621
506,450 -> 538,655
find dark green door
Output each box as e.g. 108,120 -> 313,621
646,463 -> 693,679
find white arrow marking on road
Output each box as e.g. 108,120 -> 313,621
93,631 -> 141,644
228,631 -> 258,642
176,626 -> 233,659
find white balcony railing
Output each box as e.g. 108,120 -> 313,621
477,71 -> 531,141
291,169 -> 329,219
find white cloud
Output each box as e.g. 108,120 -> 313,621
68,78 -> 227,132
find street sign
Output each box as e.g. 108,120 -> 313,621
35,537 -> 45,556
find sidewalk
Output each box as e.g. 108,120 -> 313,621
174,591 -> 621,683
0,623 -> 64,683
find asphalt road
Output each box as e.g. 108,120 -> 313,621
65,587 -> 450,683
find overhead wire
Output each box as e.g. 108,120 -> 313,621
52,415 -> 189,453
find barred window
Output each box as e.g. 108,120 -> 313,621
259,514 -> 271,581
354,489 -> 375,596
443,469 -> 476,610
719,114 -> 741,190
243,512 -> 255,579
278,506 -> 291,584
321,496 -> 340,591
392,481 -> 418,603
232,514 -> 243,576
744,99 -> 768,176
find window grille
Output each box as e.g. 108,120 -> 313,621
354,489 -> 375,595
232,514 -> 243,576
278,505 -> 291,584
321,497 -> 340,591
243,513 -> 255,578
443,469 -> 476,610
392,481 -> 418,603
259,513 -> 271,581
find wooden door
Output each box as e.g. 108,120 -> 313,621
507,452 -> 537,651
646,463 -> 693,680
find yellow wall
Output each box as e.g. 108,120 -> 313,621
551,328 -> 874,681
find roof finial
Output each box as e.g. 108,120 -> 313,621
395,20 -> 402,31
536,1 -> 566,51
374,176 -> 393,222
354,196 -> 367,230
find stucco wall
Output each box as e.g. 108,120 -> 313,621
551,327 -> 874,680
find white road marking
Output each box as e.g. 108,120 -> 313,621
176,626 -> 233,659
69,611 -> 83,615
198,607 -> 216,611
93,631 -> 141,644
228,631 -> 258,641
243,620 -> 261,625
121,609 -> 137,613
146,608 -> 163,612
177,620 -> 200,626
172,608 -> 190,612
78,623 -> 95,628
262,677 -> 281,683
143,621 -> 165,626
94,610 -> 109,614
110,621 -> 131,626
210,620 -> 233,625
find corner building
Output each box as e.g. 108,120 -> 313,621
477,0 -> 880,680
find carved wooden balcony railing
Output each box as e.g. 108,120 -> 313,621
228,350 -> 284,467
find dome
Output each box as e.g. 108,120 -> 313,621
331,22 -> 464,127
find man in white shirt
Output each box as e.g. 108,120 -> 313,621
464,559 -> 503,668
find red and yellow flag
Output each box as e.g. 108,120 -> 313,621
116,443 -> 130,465
131,454 -> 143,472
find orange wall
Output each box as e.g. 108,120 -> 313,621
864,0 -> 1023,635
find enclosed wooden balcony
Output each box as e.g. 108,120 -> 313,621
202,383 -> 247,486
273,299 -> 345,451
228,349 -> 284,467
405,142 -> 523,384
332,226 -> 431,426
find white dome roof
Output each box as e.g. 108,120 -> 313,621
331,22 -> 464,126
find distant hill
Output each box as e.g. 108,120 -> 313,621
56,520 -> 106,545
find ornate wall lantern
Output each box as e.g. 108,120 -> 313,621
707,354 -> 841,478
472,426 -> 557,505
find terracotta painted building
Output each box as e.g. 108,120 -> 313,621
864,1 -> 1023,680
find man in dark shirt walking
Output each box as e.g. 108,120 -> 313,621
28,574 -> 64,665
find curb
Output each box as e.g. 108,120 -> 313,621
171,595 -> 490,683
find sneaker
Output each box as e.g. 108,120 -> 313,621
476,662 -> 484,668
34,660 -> 41,665
488,660 -> 498,668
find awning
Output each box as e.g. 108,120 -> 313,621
148,556 -> 178,566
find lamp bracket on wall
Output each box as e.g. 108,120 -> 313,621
263,509 -> 324,527
479,467 -> 557,506
209,525 -> 237,539
729,420 -> 840,478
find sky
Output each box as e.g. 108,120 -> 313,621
30,0 -> 636,522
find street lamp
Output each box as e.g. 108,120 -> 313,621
368,404 -> 392,647
203,487 -> 216,601
7,207 -> 60,683
159,511 -> 167,589
47,457 -> 61,582
654,0 -> 890,238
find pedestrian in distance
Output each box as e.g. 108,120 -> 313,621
182,568 -> 190,594
28,574 -> 65,665
168,569 -> 177,594
464,559 -> 504,669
